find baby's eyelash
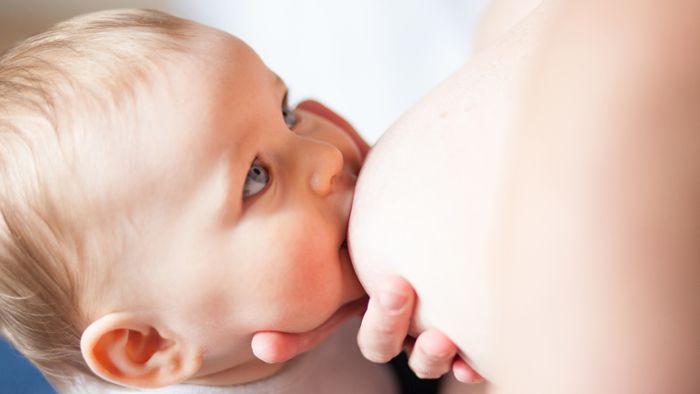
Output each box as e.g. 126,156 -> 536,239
282,89 -> 290,108
282,89 -> 297,129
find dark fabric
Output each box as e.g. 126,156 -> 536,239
389,352 -> 441,394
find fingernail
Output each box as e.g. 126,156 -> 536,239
455,370 -> 484,384
378,291 -> 406,311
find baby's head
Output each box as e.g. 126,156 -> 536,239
0,9 -> 367,389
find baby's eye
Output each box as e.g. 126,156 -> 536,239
282,91 -> 297,129
243,160 -> 269,199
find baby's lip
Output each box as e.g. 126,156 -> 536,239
295,100 -> 369,162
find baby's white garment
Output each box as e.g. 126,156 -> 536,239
53,319 -> 397,394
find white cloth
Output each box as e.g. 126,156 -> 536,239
53,319 -> 397,394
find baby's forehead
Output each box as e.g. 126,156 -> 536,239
84,32 -> 278,193
149,31 -> 278,105
177,26 -> 263,75
142,35 -> 283,131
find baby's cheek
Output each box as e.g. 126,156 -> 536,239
269,236 -> 343,331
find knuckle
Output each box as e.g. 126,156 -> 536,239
409,352 -> 451,379
373,320 -> 400,336
420,349 -> 450,364
358,337 -> 401,364
360,348 -> 394,364
412,368 -> 443,380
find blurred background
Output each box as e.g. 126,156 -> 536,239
0,0 -> 487,392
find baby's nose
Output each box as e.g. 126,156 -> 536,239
307,142 -> 344,197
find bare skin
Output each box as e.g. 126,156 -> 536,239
352,1 -> 700,393
352,0 -> 550,386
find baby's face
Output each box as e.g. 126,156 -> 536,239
91,26 -> 367,383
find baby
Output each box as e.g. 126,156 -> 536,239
0,9 -> 396,393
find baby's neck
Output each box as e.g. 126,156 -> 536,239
50,360 -> 287,394
49,359 -> 286,393
187,357 -> 286,386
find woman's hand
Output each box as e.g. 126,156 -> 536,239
356,276 -> 483,383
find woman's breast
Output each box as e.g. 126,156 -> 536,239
348,69 -> 513,380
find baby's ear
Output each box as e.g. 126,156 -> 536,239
80,312 -> 202,388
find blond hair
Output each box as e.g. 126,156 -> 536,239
0,9 -> 194,380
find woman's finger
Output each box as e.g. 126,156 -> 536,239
452,356 -> 485,383
407,329 -> 458,379
357,276 -> 415,363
